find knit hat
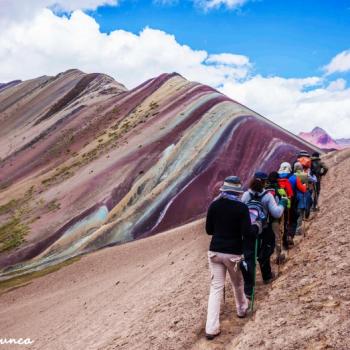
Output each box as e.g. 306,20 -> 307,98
278,162 -> 292,174
297,150 -> 310,158
220,176 -> 244,193
254,171 -> 268,181
311,152 -> 320,160
294,162 -> 303,172
268,171 -> 279,183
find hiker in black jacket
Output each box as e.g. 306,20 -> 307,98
205,176 -> 251,340
311,152 -> 328,210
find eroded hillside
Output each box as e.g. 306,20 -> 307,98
0,70 -> 319,278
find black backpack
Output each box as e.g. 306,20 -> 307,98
312,160 -> 327,177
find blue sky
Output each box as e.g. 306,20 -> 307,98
90,0 -> 350,79
0,0 -> 350,137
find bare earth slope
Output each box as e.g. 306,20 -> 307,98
229,149 -> 350,350
0,150 -> 349,349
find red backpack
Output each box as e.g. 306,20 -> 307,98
277,178 -> 294,198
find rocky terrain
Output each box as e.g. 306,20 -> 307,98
0,70 -> 318,278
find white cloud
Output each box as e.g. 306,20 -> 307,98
206,53 -> 250,66
324,49 -> 350,75
154,0 -> 249,10
194,0 -> 249,10
0,0 -> 118,26
153,0 -> 179,5
0,8 -> 349,139
0,9 -> 250,88
220,75 -> 350,139
327,78 -> 347,92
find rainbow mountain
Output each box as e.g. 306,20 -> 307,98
0,69 -> 319,279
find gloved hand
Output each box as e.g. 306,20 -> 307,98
279,197 -> 288,209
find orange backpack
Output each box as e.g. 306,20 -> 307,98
298,156 -> 311,169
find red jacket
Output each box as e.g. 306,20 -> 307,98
296,176 -> 307,193
278,178 -> 294,198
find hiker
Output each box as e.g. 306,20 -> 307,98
292,162 -> 309,235
296,151 -> 317,219
284,161 -> 307,236
277,162 -> 294,248
311,152 -> 328,210
265,171 -> 288,264
296,150 -> 312,170
241,172 -> 287,299
205,176 -> 250,340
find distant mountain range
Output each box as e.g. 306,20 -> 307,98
299,127 -> 350,151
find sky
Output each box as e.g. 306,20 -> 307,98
0,0 -> 350,138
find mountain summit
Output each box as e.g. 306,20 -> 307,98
299,127 -> 342,150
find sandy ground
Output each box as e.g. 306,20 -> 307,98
1,149 -> 349,350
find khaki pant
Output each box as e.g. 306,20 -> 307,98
271,220 -> 282,255
205,251 -> 248,335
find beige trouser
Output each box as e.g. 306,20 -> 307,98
271,220 -> 282,255
205,251 -> 248,335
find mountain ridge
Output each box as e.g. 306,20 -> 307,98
0,69 -> 320,278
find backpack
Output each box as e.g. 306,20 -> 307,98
277,188 -> 291,208
277,178 -> 293,198
298,156 -> 311,169
247,192 -> 269,229
311,160 -> 327,177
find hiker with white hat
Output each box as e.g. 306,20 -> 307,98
205,176 -> 250,340
277,162 -> 295,248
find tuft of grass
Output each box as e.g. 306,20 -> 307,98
0,217 -> 29,253
149,101 -> 159,110
0,199 -> 18,215
0,256 -> 81,295
111,107 -> 120,114
47,199 -> 61,212
41,166 -> 74,186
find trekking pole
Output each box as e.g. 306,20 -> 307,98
250,237 -> 259,314
314,182 -> 319,212
278,214 -> 285,276
286,206 -> 290,247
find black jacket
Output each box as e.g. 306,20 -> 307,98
205,197 -> 252,255
311,159 -> 328,178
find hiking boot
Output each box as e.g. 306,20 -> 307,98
206,331 -> 221,340
287,237 -> 294,246
295,228 -> 303,236
264,272 -> 276,284
275,253 -> 286,265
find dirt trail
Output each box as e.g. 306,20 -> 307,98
0,150 -> 349,350
228,149 -> 350,350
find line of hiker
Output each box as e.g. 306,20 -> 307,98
204,151 -> 328,340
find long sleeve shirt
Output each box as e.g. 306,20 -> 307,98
205,196 -> 251,255
241,189 -> 284,219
